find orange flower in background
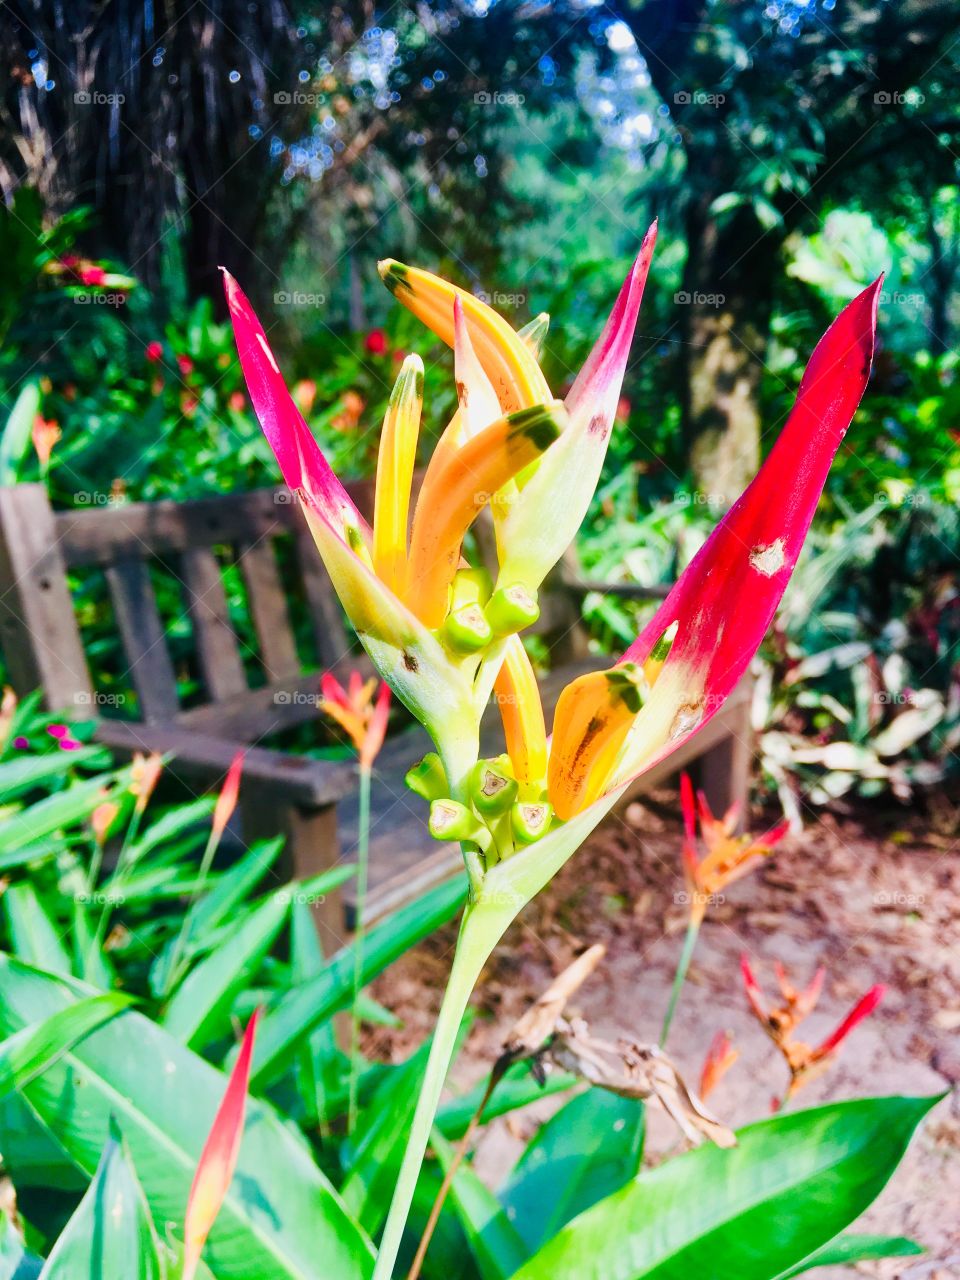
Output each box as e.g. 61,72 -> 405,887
319,670 -> 391,769
31,415 -> 61,469
182,1009 -> 259,1280
292,378 -> 318,416
130,752 -> 163,813
741,954 -> 885,1101
680,772 -> 788,925
699,1029 -> 739,1100
90,799 -> 120,847
331,388 -> 365,432
211,751 -> 244,841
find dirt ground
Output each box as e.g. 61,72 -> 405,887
369,787 -> 960,1279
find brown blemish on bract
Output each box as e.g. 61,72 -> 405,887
587,412 -> 608,438
749,539 -> 786,577
670,701 -> 703,741
402,651 -> 419,672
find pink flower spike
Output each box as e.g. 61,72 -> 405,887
182,1008 -> 260,1280
320,672 -> 351,711
616,279 -> 881,783
211,751 -> 244,842
221,269 -> 367,543
812,984 -> 886,1061
47,724 -> 68,740
740,953 -> 767,1021
679,772 -> 699,886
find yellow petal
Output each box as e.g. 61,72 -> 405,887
494,636 -> 547,796
378,260 -> 550,413
547,665 -> 647,820
373,355 -> 424,596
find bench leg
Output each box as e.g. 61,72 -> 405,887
697,696 -> 752,826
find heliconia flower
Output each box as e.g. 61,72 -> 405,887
145,340 -> 164,362
318,671 -> 391,769
364,328 -> 388,355
182,1009 -> 259,1280
741,954 -> 885,1097
677,772 -> 788,925
31,415 -> 61,469
130,751 -> 163,813
211,751 -> 244,841
699,1030 -> 739,1100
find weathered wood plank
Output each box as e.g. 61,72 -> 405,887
238,540 -> 301,681
0,485 -> 94,712
180,547 -> 248,702
104,557 -> 179,721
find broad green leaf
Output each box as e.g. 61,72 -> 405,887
0,748 -> 101,803
127,795 -> 215,861
0,955 -> 375,1280
0,771 -> 130,866
251,873 -> 466,1086
772,1232 -> 923,1278
341,1041 -> 432,1235
0,381 -> 41,485
2,883 -> 71,976
433,1130 -> 527,1280
161,889 -> 290,1049
72,900 -> 115,988
500,1090 -> 645,1255
39,1129 -> 163,1279
0,992 -> 132,1096
512,1095 -> 941,1280
150,836 -> 284,998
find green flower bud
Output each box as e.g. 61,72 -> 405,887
485,584 -> 540,636
450,566 -> 494,611
512,800 -> 553,844
428,799 -> 491,850
443,602 -> 493,654
404,752 -> 448,802
469,758 -> 518,816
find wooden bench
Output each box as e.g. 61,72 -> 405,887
0,482 -> 751,944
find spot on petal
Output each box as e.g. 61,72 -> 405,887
749,539 -> 785,577
670,701 -> 703,741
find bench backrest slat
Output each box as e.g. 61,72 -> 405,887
104,556 -> 180,721
238,540 -> 301,682
180,546 -> 249,703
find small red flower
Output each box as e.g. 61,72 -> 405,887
364,328 -> 388,355
177,353 -> 195,376
145,341 -> 163,363
228,391 -> 246,412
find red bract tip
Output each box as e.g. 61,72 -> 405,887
361,679 -> 392,770
211,750 -> 244,842
182,1009 -> 260,1280
812,983 -> 886,1061
740,953 -> 766,1021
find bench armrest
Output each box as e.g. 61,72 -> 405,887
561,575 -> 672,602
95,719 -> 356,808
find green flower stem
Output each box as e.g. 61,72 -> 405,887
164,821 -> 226,993
347,761 -> 372,1135
372,902 -> 502,1280
660,913 -> 702,1047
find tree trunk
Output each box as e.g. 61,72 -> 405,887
680,192 -> 781,507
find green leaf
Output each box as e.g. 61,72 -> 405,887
2,883 -> 72,976
500,1090 -> 645,1255
772,1232 -> 924,1278
289,898 -> 341,1129
39,1128 -> 163,1279
0,381 -> 41,485
0,992 -> 133,1097
0,771 -> 129,868
432,1130 -> 527,1280
341,1042 -> 432,1235
0,748 -> 101,803
511,1095 -> 941,1280
251,873 -> 466,1086
0,955 -> 375,1280
161,888 -> 290,1049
